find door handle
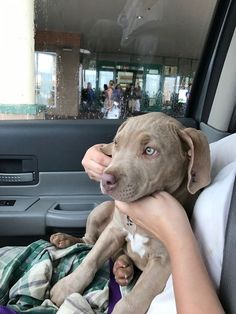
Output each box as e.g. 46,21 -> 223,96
0,172 -> 34,183
0,155 -> 38,185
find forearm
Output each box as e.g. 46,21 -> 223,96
168,230 -> 225,314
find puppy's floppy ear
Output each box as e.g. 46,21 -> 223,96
178,128 -> 211,194
100,143 -> 113,157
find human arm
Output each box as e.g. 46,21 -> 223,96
81,144 -> 111,181
115,192 -> 225,314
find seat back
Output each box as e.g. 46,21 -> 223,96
219,176 -> 236,314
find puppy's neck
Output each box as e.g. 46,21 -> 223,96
173,187 -> 199,219
171,175 -> 198,219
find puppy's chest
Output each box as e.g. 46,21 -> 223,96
122,215 -> 150,259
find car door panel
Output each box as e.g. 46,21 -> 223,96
0,120 -> 122,246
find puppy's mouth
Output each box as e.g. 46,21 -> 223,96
102,188 -> 138,202
100,179 -> 139,202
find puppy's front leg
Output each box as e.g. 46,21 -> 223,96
113,256 -> 171,314
50,222 -> 126,306
50,201 -> 114,248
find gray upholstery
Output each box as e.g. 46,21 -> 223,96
219,176 -> 236,314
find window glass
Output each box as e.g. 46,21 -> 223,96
84,70 -> 96,90
146,74 -> 161,98
0,0 -> 217,120
35,52 -> 56,107
99,71 -> 114,90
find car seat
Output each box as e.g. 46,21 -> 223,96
192,133 -> 236,314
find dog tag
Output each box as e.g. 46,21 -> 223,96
127,215 -> 133,226
126,215 -> 136,234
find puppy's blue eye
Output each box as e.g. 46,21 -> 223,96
144,147 -> 156,155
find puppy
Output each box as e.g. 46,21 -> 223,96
50,112 -> 211,313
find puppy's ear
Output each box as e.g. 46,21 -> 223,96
178,128 -> 211,194
100,143 -> 113,156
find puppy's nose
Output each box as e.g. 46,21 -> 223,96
101,173 -> 117,191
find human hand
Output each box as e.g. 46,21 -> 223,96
115,191 -> 192,251
116,193 -> 225,314
81,144 -> 111,181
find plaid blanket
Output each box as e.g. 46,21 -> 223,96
0,240 -> 110,314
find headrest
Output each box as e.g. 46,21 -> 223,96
210,133 -> 236,179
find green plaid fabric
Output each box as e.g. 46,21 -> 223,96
0,240 -> 110,313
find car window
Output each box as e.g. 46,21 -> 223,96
0,0 -> 217,120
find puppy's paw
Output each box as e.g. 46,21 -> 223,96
50,273 -> 84,306
113,254 -> 134,286
50,274 -> 73,306
50,265 -> 94,306
112,297 -> 133,314
50,233 -> 82,248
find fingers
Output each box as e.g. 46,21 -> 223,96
115,200 -> 145,229
115,200 -> 132,214
83,159 -> 106,181
152,190 -> 171,200
81,144 -> 111,182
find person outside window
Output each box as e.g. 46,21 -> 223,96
81,82 -> 95,112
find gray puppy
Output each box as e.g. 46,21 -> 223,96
51,112 -> 211,313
